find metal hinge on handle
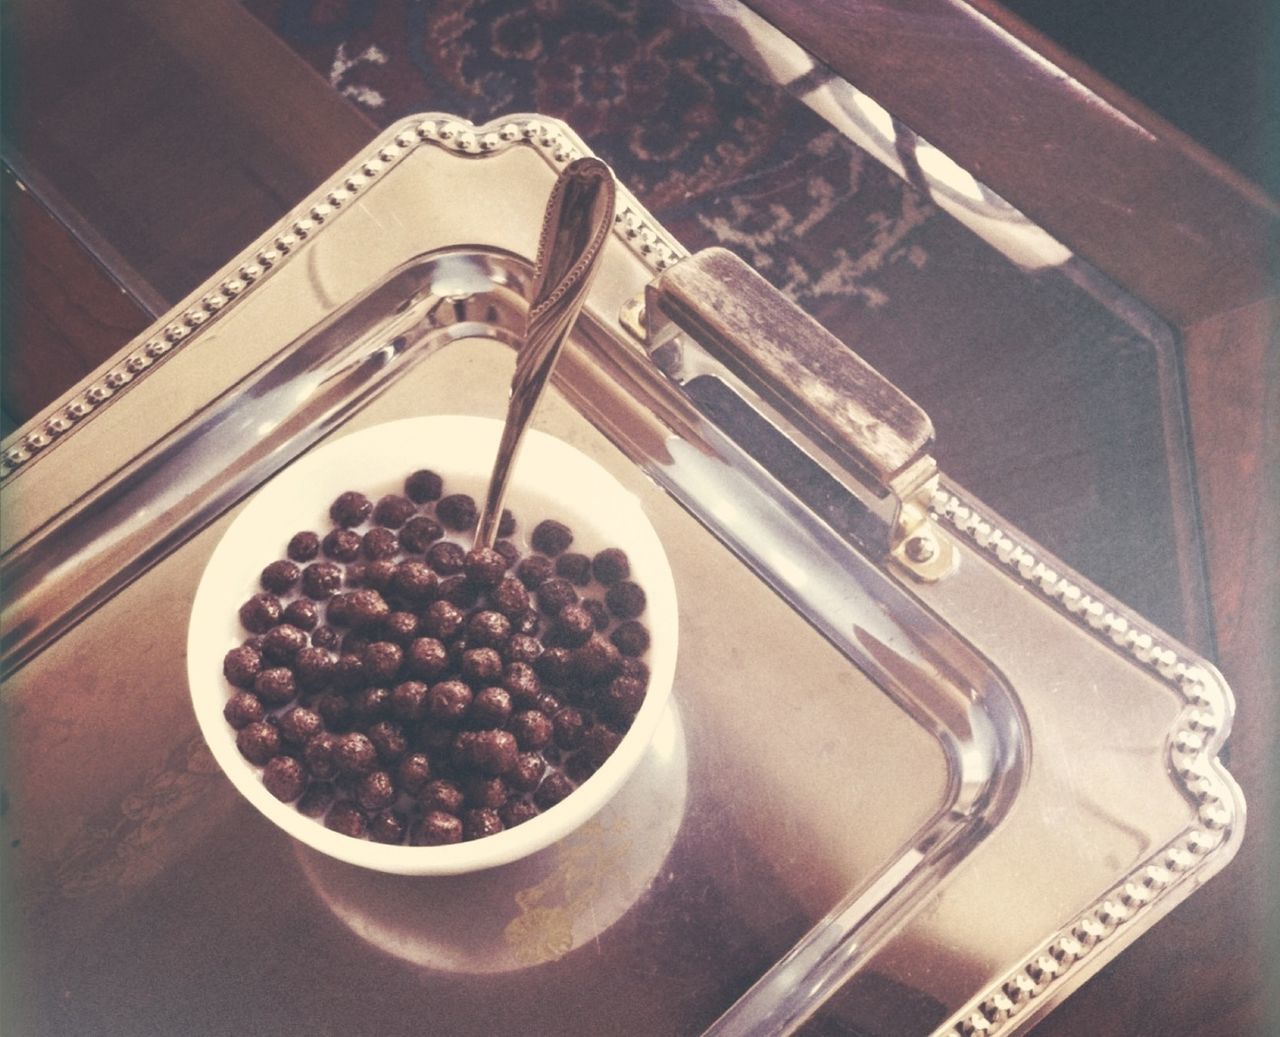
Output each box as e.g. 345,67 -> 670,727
621,247 -> 955,581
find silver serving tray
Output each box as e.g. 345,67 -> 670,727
0,115 -> 1243,1036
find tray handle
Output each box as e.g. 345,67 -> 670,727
640,247 -> 953,579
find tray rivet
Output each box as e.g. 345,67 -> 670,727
904,534 -> 937,563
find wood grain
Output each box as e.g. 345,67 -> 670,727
0,167 -> 151,424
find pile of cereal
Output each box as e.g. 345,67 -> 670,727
221,469 -> 651,846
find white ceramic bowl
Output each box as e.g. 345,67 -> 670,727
188,415 -> 678,875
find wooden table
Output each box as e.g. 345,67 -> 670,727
3,1 -> 1276,1033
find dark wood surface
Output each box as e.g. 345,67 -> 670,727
3,1 -> 1276,1034
0,0 -> 375,429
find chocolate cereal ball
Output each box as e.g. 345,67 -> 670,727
592,547 -> 631,585
555,604 -> 595,647
504,634 -> 543,666
436,493 -> 478,532
303,732 -> 340,779
415,810 -> 463,846
461,647 -> 503,684
501,799 -> 540,828
531,519 -> 573,556
428,680 -> 473,725
223,691 -> 265,730
367,720 -> 409,764
420,600 -> 465,641
373,494 -> 416,528
516,554 -> 554,590
355,770 -> 397,812
463,808 -> 504,841
603,675 -> 647,721
396,753 -> 433,795
294,646 -> 335,691
326,801 -> 368,838
507,751 -> 546,792
287,531 -> 321,562
610,620 -> 650,657
329,490 -> 373,527
606,581 -> 647,621
471,729 -> 519,776
239,593 -> 282,634
466,610 -> 511,649
404,469 -> 444,503
536,577 -> 578,616
390,679 -> 430,722
282,598 -> 320,631
554,552 -> 592,586
333,732 -> 378,777
571,635 -> 622,682
405,637 -> 450,681
262,623 -> 308,664
425,540 -> 466,576
278,706 -> 323,746
391,561 -> 438,605
236,721 -> 280,765
263,756 -> 308,802
419,779 -> 465,816
534,772 -> 575,810
381,610 -> 420,645
254,666 -> 297,707
322,528 -> 362,562
362,641 -> 404,684
346,589 -> 391,629
471,686 -> 513,728
369,809 -> 408,845
223,644 -> 263,688
510,710 -> 554,751
463,774 -> 508,809
502,662 -> 542,707
552,706 -> 586,750
302,561 -> 343,600
491,577 -> 530,617
399,515 -> 443,553
464,547 -> 507,587
350,686 -> 391,725
362,526 -> 400,561
260,559 -> 300,594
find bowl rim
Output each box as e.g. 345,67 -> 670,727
187,414 -> 678,875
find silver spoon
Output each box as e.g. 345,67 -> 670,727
474,156 -> 617,549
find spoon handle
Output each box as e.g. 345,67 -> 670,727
475,157 -> 617,549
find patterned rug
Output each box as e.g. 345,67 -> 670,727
243,0 -> 936,317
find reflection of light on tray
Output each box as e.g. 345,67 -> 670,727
294,700 -> 687,973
